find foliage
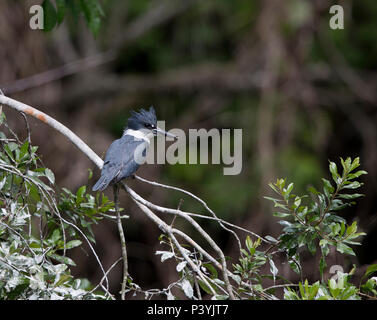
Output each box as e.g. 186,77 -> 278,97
0,112 -> 114,299
143,157 -> 376,300
266,157 -> 367,280
42,0 -> 104,35
0,109 -> 376,300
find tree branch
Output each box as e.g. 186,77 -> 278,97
0,94 -> 261,300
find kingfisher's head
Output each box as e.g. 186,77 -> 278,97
127,106 -> 157,131
126,106 -> 177,140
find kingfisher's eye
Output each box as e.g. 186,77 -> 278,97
144,123 -> 151,128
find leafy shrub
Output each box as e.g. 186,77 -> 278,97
150,157 -> 377,300
0,112 -> 113,299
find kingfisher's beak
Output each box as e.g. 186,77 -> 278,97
153,127 -> 178,140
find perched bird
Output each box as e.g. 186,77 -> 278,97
92,106 -> 176,191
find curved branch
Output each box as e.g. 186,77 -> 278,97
0,94 -> 251,300
0,95 -> 103,168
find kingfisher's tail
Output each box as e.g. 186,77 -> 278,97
92,175 -> 111,191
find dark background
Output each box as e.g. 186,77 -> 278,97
1,0 -> 376,298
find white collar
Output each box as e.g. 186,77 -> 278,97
123,128 -> 153,143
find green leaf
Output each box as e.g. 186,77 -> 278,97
42,0 -> 57,32
268,183 -> 279,194
44,168 -> 55,184
309,281 -> 320,300
263,196 -> 281,202
56,0 -> 66,24
342,181 -> 362,190
76,185 -> 87,202
0,112 -> 6,125
54,274 -> 72,287
0,176 -> 7,191
203,263 -> 218,279
273,202 -> 288,210
51,229 -> 61,243
336,242 -> 355,256
273,212 -> 291,218
337,193 -> 364,200
3,144 -> 15,161
363,264 -> 377,279
245,235 -> 253,253
79,0 -> 104,36
346,221 -> 357,236
349,157 -> 360,171
65,240 -> 82,249
299,281 -> 305,298
7,142 -> 19,152
283,183 -> 294,200
319,256 -> 326,280
320,239 -> 330,256
19,141 -> 29,159
49,253 -> 76,266
347,170 -> 367,180
198,280 -> 216,295
322,178 -> 334,199
308,186 -> 320,195
87,168 -> 93,180
288,259 -> 301,275
269,259 -> 278,282
329,161 -> 340,184
265,235 -> 278,243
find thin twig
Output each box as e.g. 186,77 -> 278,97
135,175 -> 242,251
113,184 -> 129,300
131,198 -> 217,296
90,257 -> 123,298
120,181 -> 236,300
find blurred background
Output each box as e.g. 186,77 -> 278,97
0,0 -> 376,297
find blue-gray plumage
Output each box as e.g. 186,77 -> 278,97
92,106 -> 176,191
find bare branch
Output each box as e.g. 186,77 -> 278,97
0,95 -> 103,168
113,185 -> 129,300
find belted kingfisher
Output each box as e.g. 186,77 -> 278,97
92,106 -> 176,191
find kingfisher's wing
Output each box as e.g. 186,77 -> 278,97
92,139 -> 123,191
92,136 -> 148,191
116,135 -> 148,181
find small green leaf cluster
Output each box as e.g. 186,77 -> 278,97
42,0 -> 105,35
232,236 -> 266,287
284,264 -> 377,301
265,157 -> 367,279
360,264 -> 377,297
284,271 -> 360,300
58,185 -> 117,243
